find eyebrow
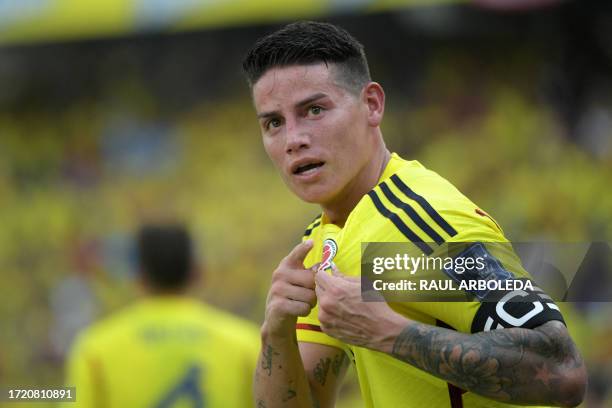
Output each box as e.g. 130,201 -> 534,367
256,93 -> 328,119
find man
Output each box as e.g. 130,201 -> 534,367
242,21 -> 587,408
64,224 -> 259,407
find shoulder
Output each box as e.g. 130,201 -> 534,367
198,303 -> 259,342
200,304 -> 258,332
69,303 -> 139,356
355,159 -> 505,250
302,214 -> 322,241
197,304 -> 260,362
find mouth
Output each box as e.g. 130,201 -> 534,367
292,161 -> 325,176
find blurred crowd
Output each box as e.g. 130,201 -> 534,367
0,4 -> 611,407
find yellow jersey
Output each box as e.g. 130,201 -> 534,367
64,296 -> 259,408
297,153 -> 564,408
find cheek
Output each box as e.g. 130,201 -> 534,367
263,138 -> 284,167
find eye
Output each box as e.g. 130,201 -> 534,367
309,105 -> 323,115
266,118 -> 282,130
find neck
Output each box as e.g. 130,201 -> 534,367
322,147 -> 391,226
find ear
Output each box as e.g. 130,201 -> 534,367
362,82 -> 385,127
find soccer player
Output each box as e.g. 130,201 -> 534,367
242,21 -> 587,408
63,224 -> 259,408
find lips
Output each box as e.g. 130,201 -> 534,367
293,162 -> 324,175
290,159 -> 325,175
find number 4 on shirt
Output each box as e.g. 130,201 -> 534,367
154,364 -> 205,408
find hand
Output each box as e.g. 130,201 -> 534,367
315,266 -> 406,351
262,240 -> 318,339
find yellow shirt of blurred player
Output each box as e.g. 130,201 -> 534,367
64,296 -> 259,408
297,153 -> 563,408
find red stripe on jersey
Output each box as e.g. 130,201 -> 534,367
296,323 -> 322,332
475,208 -> 503,232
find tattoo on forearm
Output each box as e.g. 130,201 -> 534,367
390,320 -> 585,406
257,399 -> 266,408
261,344 -> 279,377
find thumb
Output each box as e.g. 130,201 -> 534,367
284,240 -> 314,267
330,263 -> 344,277
315,268 -> 332,290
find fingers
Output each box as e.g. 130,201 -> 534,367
287,269 -> 316,289
310,262 -> 321,273
315,268 -> 332,290
316,268 -> 360,296
267,281 -> 316,317
281,284 -> 317,308
283,240 -> 313,267
263,241 -> 317,335
275,299 -> 314,317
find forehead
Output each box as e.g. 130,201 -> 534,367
252,64 -> 346,111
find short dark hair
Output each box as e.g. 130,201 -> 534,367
136,224 -> 194,291
242,21 -> 371,93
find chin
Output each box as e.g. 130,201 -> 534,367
292,184 -> 335,205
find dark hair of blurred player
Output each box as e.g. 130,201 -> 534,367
137,224 -> 195,293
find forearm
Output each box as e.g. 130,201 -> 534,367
254,328 -> 315,408
376,319 -> 585,407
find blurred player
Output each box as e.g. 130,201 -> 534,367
63,223 -> 259,408
242,21 -> 587,407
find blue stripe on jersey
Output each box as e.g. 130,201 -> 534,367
390,174 -> 458,237
379,182 -> 445,245
303,215 -> 322,237
367,190 -> 434,255
304,221 -> 321,237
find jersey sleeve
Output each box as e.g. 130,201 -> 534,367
416,170 -> 565,333
364,167 -> 565,333
296,303 -> 349,354
440,239 -> 566,333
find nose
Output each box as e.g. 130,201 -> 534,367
285,122 -> 310,154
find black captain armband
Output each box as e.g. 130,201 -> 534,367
471,281 -> 565,333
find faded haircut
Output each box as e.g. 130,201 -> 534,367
242,21 -> 371,94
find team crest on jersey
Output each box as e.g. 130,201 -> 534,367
318,239 -> 338,272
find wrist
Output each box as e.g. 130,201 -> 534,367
261,319 -> 298,345
371,310 -> 410,354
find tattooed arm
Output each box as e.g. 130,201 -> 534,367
254,332 -> 310,408
385,320 -> 586,407
254,333 -> 348,408
315,270 -> 587,407
300,342 -> 349,408
254,240 -> 349,407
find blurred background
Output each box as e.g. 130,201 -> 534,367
0,0 -> 610,407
